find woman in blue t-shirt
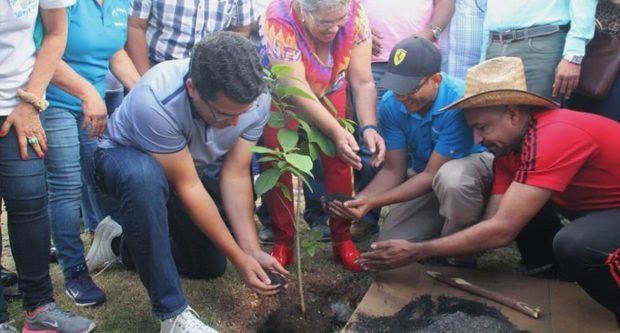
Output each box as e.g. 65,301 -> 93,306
42,0 -> 139,307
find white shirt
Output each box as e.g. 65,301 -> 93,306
0,0 -> 74,116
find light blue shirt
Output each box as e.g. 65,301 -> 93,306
46,0 -> 129,111
379,73 -> 483,173
480,0 -> 596,60
99,59 -> 270,172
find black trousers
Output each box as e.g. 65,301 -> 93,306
516,205 -> 620,316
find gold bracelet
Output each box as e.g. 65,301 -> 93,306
16,89 -> 49,112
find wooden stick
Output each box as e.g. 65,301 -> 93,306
426,271 -> 541,319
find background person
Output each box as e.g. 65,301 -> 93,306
0,0 -> 95,331
126,0 -> 256,75
41,0 -> 139,307
260,0 -> 386,271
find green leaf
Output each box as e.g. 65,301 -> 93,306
308,143 -> 319,160
314,131 -> 336,157
307,246 -> 317,257
339,118 -> 357,134
298,119 -> 313,137
277,128 -> 299,152
307,229 -> 323,242
285,153 -> 313,174
257,156 -> 279,163
268,111 -> 287,128
270,64 -> 294,77
277,161 -> 287,169
285,167 -> 314,192
281,86 -> 316,101
251,146 -> 277,154
254,168 -> 281,197
278,183 -> 292,201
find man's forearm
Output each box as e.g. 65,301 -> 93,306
430,0 -> 455,31
126,25 -> 151,76
417,217 -> 513,260
220,174 -> 261,255
29,8 -> 68,97
358,168 -> 405,201
369,171 -> 434,209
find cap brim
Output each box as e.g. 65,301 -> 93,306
440,89 -> 560,111
379,72 -> 423,95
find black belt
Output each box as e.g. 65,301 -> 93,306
490,24 -> 569,43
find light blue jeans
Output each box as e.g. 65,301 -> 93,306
42,107 -> 115,278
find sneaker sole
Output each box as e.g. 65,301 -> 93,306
65,290 -> 106,308
22,322 -> 95,333
86,217 -> 121,273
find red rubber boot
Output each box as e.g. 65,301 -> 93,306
333,240 -> 363,272
271,244 -> 294,267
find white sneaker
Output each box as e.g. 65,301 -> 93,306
160,307 -> 218,333
85,216 -> 122,274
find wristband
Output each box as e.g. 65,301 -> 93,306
361,124 -> 380,135
17,89 -> 49,112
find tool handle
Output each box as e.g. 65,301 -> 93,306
427,271 -> 541,319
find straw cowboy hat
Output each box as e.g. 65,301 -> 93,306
442,57 -> 559,111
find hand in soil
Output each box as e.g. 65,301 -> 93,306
236,254 -> 282,295
267,271 -> 287,293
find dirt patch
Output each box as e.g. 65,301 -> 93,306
256,273 -> 370,333
351,295 -> 531,333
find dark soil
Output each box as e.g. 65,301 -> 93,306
256,273 -> 370,333
352,295 -> 532,333
267,271 -> 287,292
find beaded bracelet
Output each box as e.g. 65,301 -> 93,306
360,124 -> 380,135
17,89 -> 49,112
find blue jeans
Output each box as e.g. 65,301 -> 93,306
80,89 -> 126,232
0,117 -> 54,320
94,147 -> 228,319
42,107 -> 115,278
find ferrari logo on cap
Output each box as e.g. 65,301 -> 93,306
394,49 -> 407,66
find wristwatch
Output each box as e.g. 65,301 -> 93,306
565,55 -> 583,65
429,24 -> 443,40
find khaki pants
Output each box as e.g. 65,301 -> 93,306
378,152 -> 494,242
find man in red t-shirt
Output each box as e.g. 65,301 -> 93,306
357,57 -> 620,319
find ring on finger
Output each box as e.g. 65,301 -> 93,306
27,137 -> 38,145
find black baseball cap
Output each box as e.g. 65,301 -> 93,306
379,37 -> 442,95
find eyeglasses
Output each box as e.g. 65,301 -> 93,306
396,76 -> 431,102
305,10 -> 349,29
205,99 -> 256,122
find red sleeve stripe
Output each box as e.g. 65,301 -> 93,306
516,119 -> 538,184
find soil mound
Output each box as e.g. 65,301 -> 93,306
352,295 -> 531,333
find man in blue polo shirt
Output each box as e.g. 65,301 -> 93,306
85,32 -> 287,333
332,37 -> 493,264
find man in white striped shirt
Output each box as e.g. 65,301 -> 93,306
126,0 -> 257,75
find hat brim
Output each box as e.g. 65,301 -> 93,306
379,72 -> 423,95
441,89 -> 559,111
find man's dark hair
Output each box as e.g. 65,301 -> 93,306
190,31 -> 265,104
